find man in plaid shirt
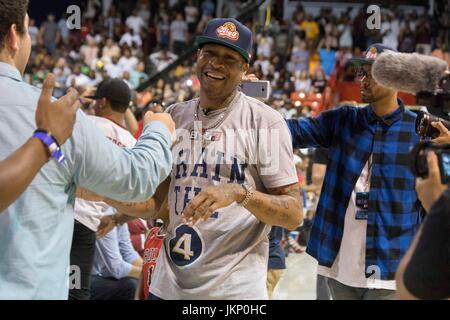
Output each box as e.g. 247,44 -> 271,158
287,44 -> 422,300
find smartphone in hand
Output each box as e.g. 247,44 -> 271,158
239,80 -> 271,100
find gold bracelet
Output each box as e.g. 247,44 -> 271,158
238,183 -> 254,208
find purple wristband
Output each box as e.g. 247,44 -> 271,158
32,130 -> 65,163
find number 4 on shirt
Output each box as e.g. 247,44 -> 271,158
169,224 -> 204,267
172,233 -> 194,260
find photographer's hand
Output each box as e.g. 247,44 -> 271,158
431,121 -> 450,144
242,73 -> 259,81
415,152 -> 447,212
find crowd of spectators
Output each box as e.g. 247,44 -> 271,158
25,1 -> 450,123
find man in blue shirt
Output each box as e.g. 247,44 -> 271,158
287,44 -> 422,299
318,41 -> 336,77
0,73 -> 79,211
91,223 -> 142,300
0,0 -> 175,299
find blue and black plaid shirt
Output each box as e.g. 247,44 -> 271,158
287,100 -> 422,280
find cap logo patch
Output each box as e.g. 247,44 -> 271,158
365,47 -> 378,60
216,22 -> 239,41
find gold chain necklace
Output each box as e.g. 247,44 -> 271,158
193,90 -> 238,131
192,90 -> 239,147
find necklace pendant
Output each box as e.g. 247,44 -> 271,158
201,135 -> 209,147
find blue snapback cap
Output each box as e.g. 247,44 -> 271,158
349,43 -> 398,66
196,18 -> 253,62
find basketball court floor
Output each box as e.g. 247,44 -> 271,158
272,253 -> 318,300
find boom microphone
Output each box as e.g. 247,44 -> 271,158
371,51 -> 448,94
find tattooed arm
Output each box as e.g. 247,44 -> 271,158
104,178 -> 170,220
182,182 -> 303,230
246,183 -> 303,230
105,197 -> 157,219
97,198 -> 170,239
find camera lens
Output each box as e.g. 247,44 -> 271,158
410,141 -> 430,178
415,111 -> 444,139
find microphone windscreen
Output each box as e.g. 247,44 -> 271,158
372,51 -> 448,94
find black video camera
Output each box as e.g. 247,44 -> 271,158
415,73 -> 450,138
415,111 -> 450,139
410,142 -> 450,184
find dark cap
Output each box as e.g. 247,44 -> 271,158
349,43 -> 398,66
196,18 -> 253,62
87,78 -> 131,106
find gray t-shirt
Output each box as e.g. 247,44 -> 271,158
170,20 -> 187,42
42,21 -> 58,44
150,92 -> 298,299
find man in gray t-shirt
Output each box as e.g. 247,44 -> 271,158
149,18 -> 302,300
39,14 -> 59,55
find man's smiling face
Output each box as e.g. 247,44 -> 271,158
196,43 -> 249,104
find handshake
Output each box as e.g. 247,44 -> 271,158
36,74 -> 176,146
142,110 -> 176,143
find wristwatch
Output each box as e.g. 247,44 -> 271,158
238,182 -> 254,208
32,129 -> 65,163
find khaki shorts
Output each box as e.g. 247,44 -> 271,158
266,268 -> 284,299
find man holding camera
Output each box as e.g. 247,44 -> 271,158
287,44 -> 422,299
395,136 -> 450,299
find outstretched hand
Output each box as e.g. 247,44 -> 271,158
35,73 -> 80,145
143,111 -> 177,144
96,215 -> 116,239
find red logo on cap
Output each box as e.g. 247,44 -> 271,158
365,47 -> 378,60
216,22 -> 239,41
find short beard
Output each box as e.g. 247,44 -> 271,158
361,92 -> 374,103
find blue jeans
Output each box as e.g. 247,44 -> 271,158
327,277 -> 395,300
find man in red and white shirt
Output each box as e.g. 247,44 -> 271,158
138,219 -> 165,300
70,78 -> 139,300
